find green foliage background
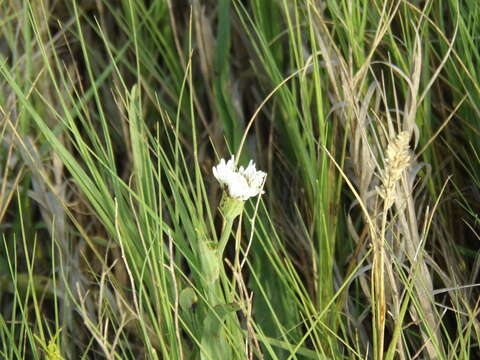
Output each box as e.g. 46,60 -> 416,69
0,0 -> 479,359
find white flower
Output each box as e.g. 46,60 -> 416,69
213,156 -> 266,201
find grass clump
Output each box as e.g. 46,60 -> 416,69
0,1 -> 479,359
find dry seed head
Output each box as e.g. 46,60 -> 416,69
377,131 -> 412,208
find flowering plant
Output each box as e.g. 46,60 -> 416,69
194,155 -> 266,358
212,156 -> 266,201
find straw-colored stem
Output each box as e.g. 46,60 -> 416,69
374,206 -> 389,360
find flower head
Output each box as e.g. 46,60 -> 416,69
213,156 -> 266,201
377,131 -> 412,208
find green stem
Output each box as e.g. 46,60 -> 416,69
218,217 -> 235,259
200,196 -> 243,306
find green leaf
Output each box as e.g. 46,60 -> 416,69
200,303 -> 240,360
179,287 -> 198,312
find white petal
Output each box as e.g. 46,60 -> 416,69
213,156 -> 266,200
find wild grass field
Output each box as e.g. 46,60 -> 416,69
0,0 -> 479,359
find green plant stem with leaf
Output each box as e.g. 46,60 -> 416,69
197,195 -> 244,360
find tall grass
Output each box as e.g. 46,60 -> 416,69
0,0 -> 479,359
